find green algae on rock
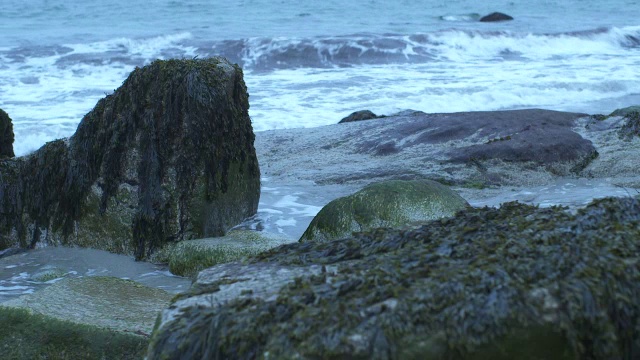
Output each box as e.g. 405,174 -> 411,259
0,58 -> 260,260
153,230 -> 294,277
300,179 -> 469,243
148,196 -> 640,359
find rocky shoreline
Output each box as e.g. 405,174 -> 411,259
1,58 -> 640,359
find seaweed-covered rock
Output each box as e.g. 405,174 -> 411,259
0,58 -> 260,259
0,108 -> 14,159
148,197 -> 640,359
300,179 -> 469,243
153,230 -> 294,277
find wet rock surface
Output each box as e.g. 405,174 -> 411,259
148,197 -> 640,359
0,58 -> 260,260
256,108 -> 597,190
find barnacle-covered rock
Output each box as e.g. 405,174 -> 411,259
0,58 -> 260,260
300,179 -> 469,243
148,196 -> 640,359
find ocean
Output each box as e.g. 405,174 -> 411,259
1,0 -> 639,156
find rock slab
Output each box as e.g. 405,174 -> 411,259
0,58 -> 260,259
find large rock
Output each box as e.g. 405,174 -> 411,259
1,276 -> 170,358
0,108 -> 14,159
256,109 -> 597,189
147,197 -> 640,359
0,58 -> 260,259
300,179 -> 469,243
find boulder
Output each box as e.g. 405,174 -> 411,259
1,276 -> 172,359
480,12 -> 514,22
152,229 -> 294,277
0,108 -> 14,159
0,58 -> 260,260
147,196 -> 640,359
338,110 -> 381,123
299,179 -> 469,243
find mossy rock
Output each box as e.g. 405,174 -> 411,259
148,197 -> 640,359
300,179 -> 469,243
158,230 -> 294,277
2,276 -> 173,336
0,306 -> 148,359
609,105 -> 640,117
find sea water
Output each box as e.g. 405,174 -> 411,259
1,0 -> 639,301
1,0 -> 639,155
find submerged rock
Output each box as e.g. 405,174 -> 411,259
480,12 -> 514,22
300,179 -> 469,243
0,58 -> 260,259
1,276 -> 170,358
152,230 -> 294,277
148,196 -> 640,359
0,108 -> 14,159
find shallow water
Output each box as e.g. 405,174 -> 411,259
0,247 -> 190,303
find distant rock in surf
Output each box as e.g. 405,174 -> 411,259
480,12 -> 514,22
0,108 -> 14,159
0,58 -> 260,260
338,110 -> 383,123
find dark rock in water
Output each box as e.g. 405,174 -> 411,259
338,110 -> 381,124
300,179 -> 469,243
147,197 -> 640,359
0,109 -> 14,159
480,12 -> 514,22
0,58 -> 260,260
